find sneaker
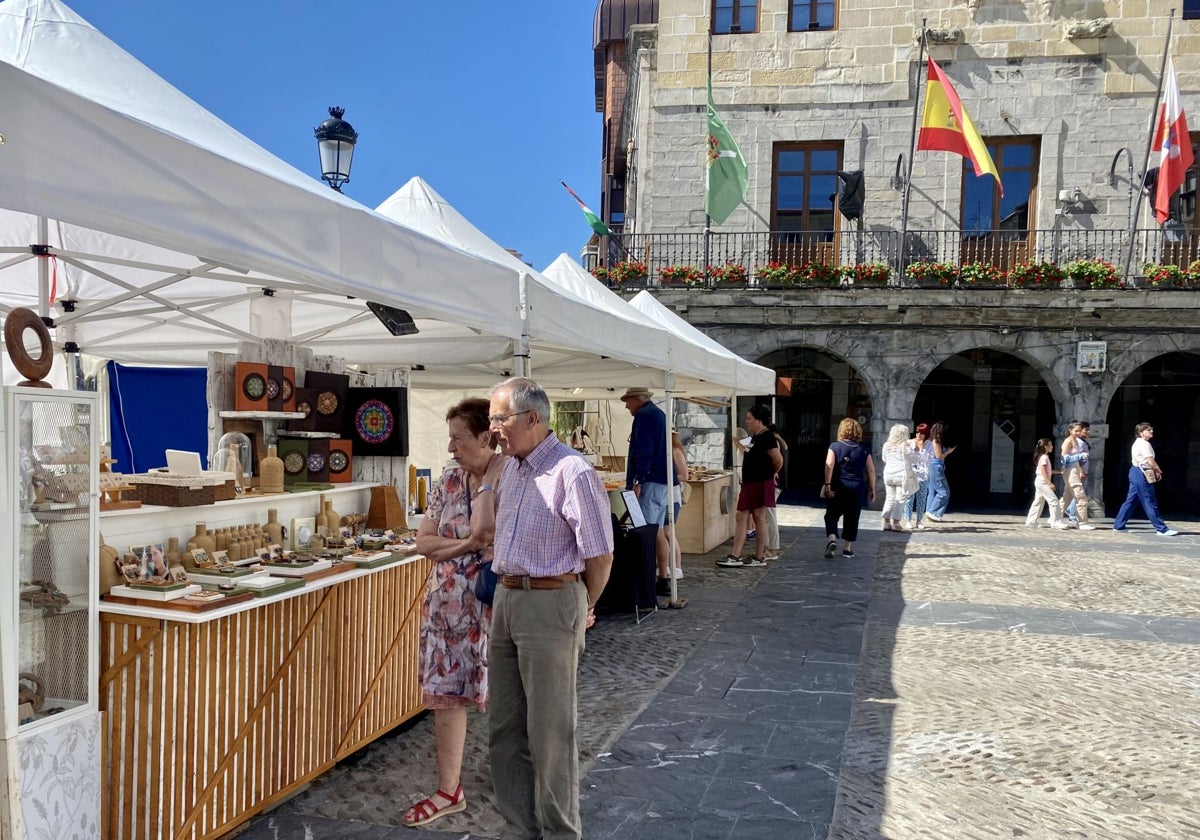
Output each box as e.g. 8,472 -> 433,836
716,555 -> 745,568
823,540 -> 837,559
1051,522 -> 1071,530
916,522 -> 928,531
842,550 -> 856,559
925,513 -> 943,522
656,577 -> 672,596
673,567 -> 684,580
1077,523 -> 1097,531
764,551 -> 781,561
746,530 -> 756,539
1024,521 -> 1038,528
1157,529 -> 1179,537
744,557 -> 768,567
902,521 -> 914,531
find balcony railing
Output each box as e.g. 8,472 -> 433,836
601,228 -> 1200,288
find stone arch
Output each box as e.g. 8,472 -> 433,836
714,325 -> 1072,434
1098,334 -> 1200,415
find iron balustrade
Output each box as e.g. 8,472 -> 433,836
599,229 -> 1200,288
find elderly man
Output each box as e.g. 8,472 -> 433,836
487,377 -> 614,840
619,386 -> 672,593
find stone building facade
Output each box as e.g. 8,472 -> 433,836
592,0 -> 1200,516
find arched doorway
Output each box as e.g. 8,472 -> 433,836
914,349 -> 1056,511
1103,351 -> 1200,516
752,347 -> 872,503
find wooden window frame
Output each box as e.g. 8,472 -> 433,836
770,141 -> 844,266
712,0 -> 759,34
788,0 -> 838,32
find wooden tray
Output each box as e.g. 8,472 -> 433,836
268,564 -> 350,583
102,591 -> 255,612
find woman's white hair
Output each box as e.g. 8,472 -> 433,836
886,423 -> 910,446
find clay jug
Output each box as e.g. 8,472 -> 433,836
323,498 -> 341,539
193,523 -> 216,557
99,534 -> 122,594
165,537 -> 182,568
260,445 -> 284,494
315,493 -> 329,536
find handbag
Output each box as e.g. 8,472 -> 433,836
902,471 -> 919,496
465,475 -> 499,604
1140,465 -> 1160,484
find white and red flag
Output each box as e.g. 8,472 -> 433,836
1152,57 -> 1194,223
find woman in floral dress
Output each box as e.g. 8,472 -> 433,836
403,398 -> 506,827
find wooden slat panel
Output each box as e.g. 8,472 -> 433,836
99,559 -> 430,839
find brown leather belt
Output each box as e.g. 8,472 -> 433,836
499,572 -> 582,591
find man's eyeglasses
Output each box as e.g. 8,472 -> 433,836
488,409 -> 533,426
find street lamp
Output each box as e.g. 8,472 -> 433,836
314,106 -> 358,192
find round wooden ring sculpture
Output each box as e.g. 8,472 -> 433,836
4,307 -> 54,386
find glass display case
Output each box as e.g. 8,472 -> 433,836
3,386 -> 98,734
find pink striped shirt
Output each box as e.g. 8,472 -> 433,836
493,433 -> 614,577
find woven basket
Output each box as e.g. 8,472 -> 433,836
127,473 -> 236,508
129,482 -> 215,507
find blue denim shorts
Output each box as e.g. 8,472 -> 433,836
635,482 -> 669,526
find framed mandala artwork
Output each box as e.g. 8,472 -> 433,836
234,362 -> 269,411
343,387 -> 408,456
329,439 -> 353,483
304,371 -> 350,433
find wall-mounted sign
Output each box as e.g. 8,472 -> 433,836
1077,341 -> 1107,373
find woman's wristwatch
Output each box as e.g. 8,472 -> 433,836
477,484 -> 494,493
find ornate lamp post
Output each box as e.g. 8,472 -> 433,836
313,106 -> 358,192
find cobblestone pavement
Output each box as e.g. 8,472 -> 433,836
232,508 -> 1200,840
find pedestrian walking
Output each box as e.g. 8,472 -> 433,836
1025,438 -> 1069,529
879,424 -> 914,531
822,417 -> 876,559
1059,421 -> 1095,530
1113,422 -> 1178,536
903,423 -> 932,530
924,421 -> 955,522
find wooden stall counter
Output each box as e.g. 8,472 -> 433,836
676,471 -> 736,554
98,494 -> 432,839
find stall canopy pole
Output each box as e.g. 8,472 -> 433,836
36,216 -> 49,318
664,372 -> 681,605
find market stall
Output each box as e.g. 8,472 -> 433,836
0,4 -> 775,840
0,2 -> 694,838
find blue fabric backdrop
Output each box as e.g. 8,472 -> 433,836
107,362 -> 208,473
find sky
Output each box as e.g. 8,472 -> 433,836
64,0 -> 603,271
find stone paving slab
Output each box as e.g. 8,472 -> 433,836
229,508 -> 1200,840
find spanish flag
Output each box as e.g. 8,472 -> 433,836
917,58 -> 1003,197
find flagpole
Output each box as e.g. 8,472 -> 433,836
897,20 -> 928,284
1121,10 -> 1176,284
704,31 -> 713,288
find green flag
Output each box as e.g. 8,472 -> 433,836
705,82 -> 748,224
560,181 -> 612,235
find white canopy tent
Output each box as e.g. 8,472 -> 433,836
0,0 -> 531,370
627,290 -> 775,394
376,180 -> 712,396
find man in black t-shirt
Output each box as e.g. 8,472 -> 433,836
718,405 -> 782,568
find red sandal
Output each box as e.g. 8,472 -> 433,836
402,783 -> 466,827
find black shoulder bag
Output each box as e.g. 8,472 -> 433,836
468,475 -> 499,605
